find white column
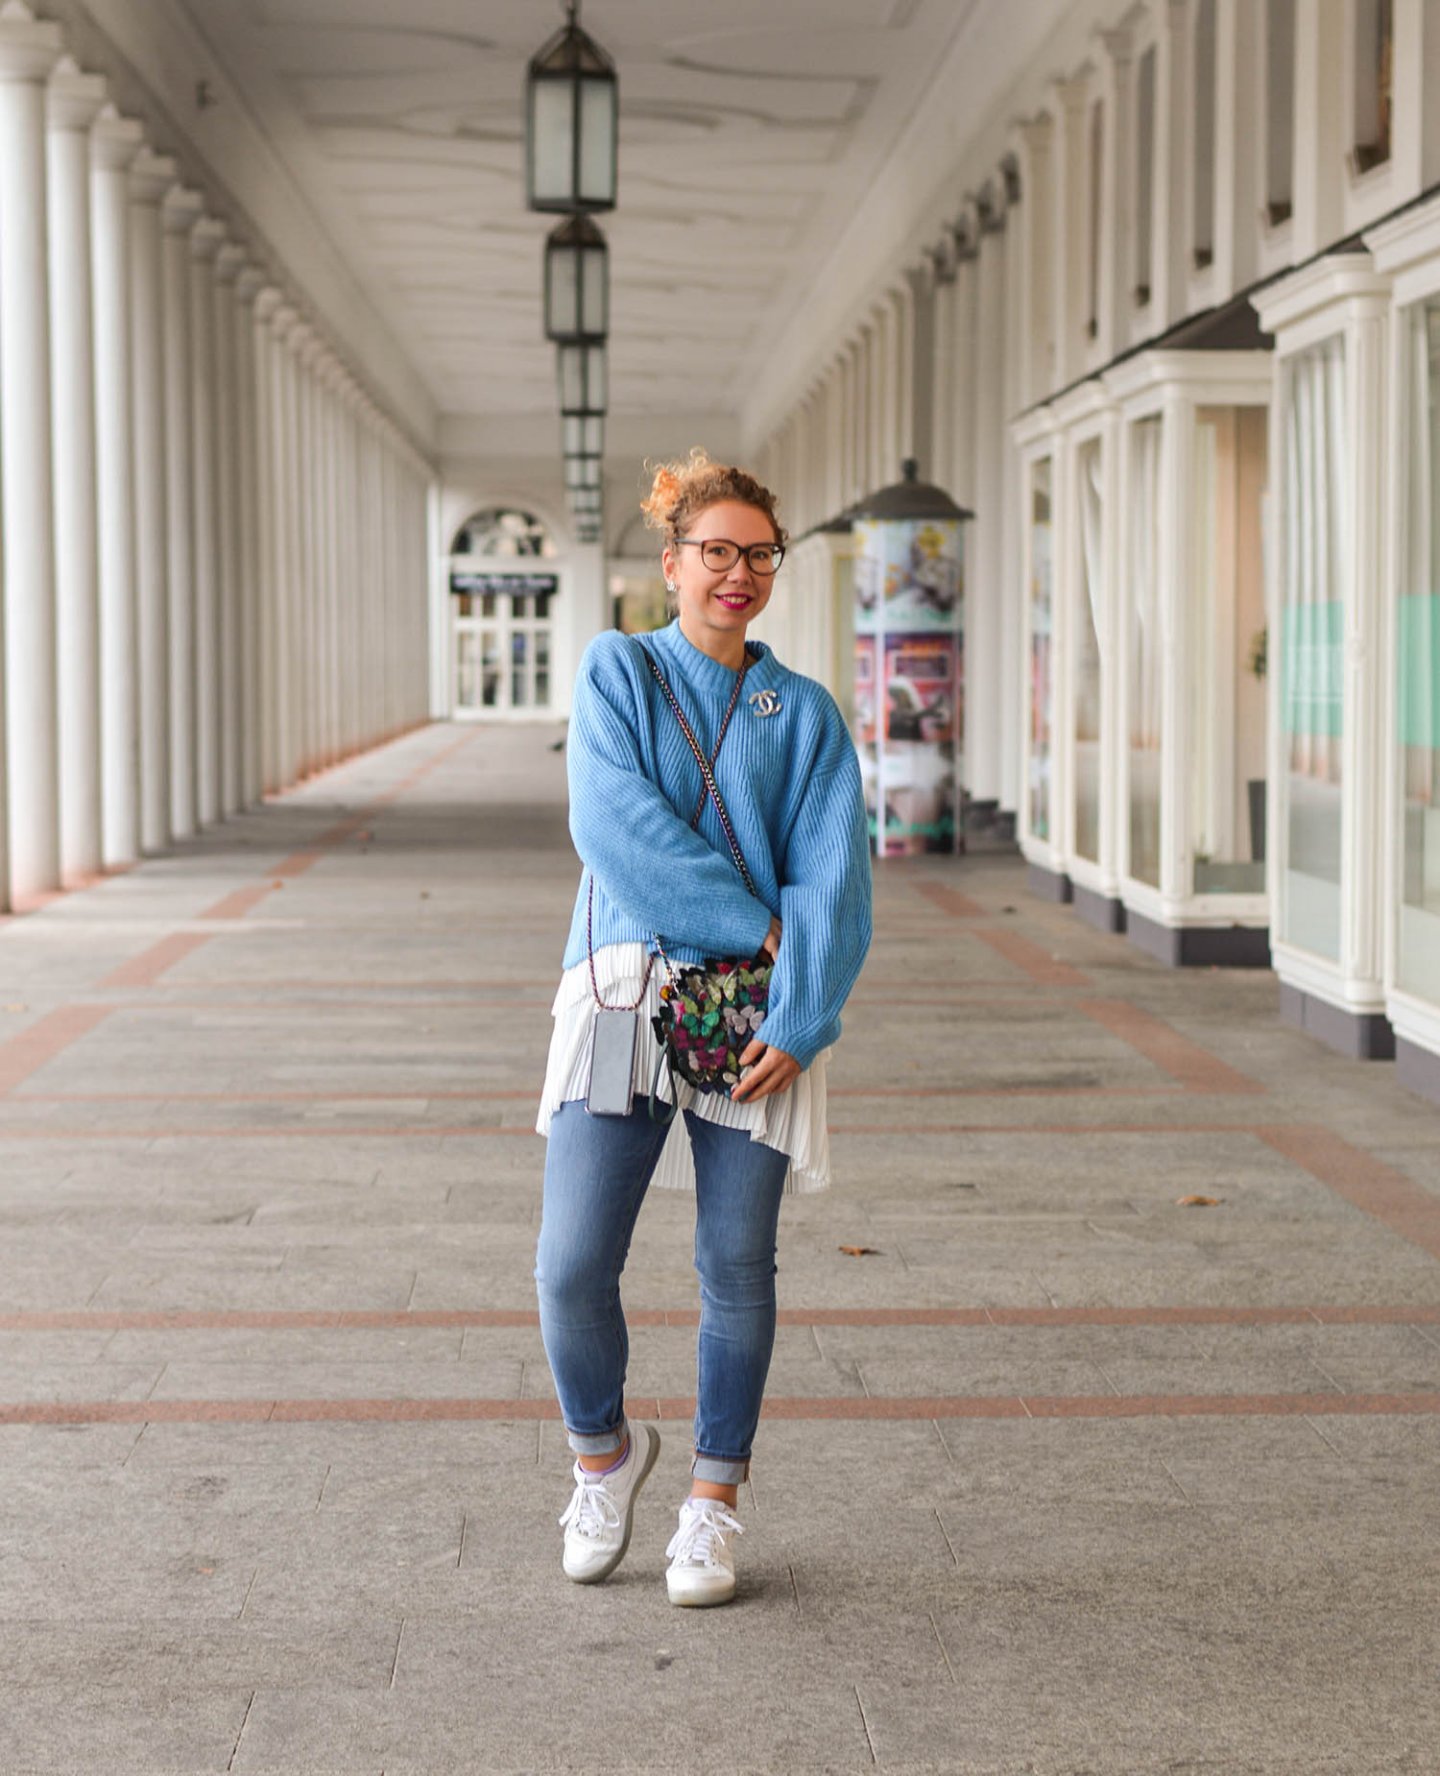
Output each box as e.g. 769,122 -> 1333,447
128,148 -> 173,855
319,359 -> 341,769
1049,75 -> 1090,390
894,280 -> 916,471
0,3 -> 63,906
252,288 -> 281,794
949,229 -> 978,506
930,260 -> 956,494
1013,115 -> 1054,406
969,191 -> 1007,807
213,243 -> 244,815
999,172 -> 1025,822
90,107 -> 142,867
161,186 -> 201,839
340,380 -> 362,758
235,267 -> 264,807
293,329 -> 318,776
46,58 -> 106,884
272,305 -> 300,786
189,216 -> 224,825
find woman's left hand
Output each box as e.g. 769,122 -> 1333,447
731,1039 -> 801,1102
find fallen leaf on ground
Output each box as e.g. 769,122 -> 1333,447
838,1244 -> 880,1257
1176,1194 -> 1222,1207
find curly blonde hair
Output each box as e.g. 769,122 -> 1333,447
640,447 -> 787,550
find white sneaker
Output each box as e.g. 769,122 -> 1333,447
665,1496 -> 743,1607
558,1423 -> 660,1584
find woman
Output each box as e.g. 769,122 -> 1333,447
534,450 -> 872,1606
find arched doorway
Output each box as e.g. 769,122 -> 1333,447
448,507 -> 559,717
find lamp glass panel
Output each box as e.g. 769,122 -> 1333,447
565,456 -> 602,490
559,343 -> 607,414
547,248 -> 579,337
578,78 -> 617,206
582,246 -> 608,335
530,80 -> 574,206
563,415 -> 603,456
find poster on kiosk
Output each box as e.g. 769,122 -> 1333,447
851,464 -> 969,856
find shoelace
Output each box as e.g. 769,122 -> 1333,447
559,1468 -> 622,1541
665,1499 -> 744,1567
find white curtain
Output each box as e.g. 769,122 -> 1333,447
1079,440 -> 1105,659
1283,336 -> 1347,783
1130,418 -> 1162,749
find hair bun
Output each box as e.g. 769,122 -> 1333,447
638,449 -> 785,546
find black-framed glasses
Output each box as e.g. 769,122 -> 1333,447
676,537 -> 785,575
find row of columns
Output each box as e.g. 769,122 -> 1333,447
0,1 -> 433,914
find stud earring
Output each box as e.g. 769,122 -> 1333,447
665,580 -> 677,593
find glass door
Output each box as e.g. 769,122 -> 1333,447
450,584 -> 555,716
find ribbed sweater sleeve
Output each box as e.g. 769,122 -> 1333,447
758,743 -> 873,1070
567,640 -> 775,959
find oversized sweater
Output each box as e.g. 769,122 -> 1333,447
562,620 -> 873,1070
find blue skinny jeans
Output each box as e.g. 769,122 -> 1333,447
534,1101 -> 789,1485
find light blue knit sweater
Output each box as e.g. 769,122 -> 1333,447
562,620 -> 873,1070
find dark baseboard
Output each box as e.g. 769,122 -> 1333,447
1073,881 -> 1127,934
1026,861 -> 1072,904
1278,982 -> 1396,1060
1397,1037 -> 1440,1105
1125,908 -> 1272,968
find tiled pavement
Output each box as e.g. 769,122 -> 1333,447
2,721 -> 1439,1775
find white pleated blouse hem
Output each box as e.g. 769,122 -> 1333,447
536,942 -> 832,1195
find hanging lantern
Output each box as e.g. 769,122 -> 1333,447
562,413 -> 604,457
544,215 -> 609,343
558,341 -> 606,415
568,484 -> 603,513
564,455 -> 602,491
526,1 -> 618,215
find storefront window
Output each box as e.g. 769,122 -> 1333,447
1398,306 -> 1440,1001
1280,338 -> 1347,959
1128,418 -> 1162,886
1028,457 -> 1054,842
1190,407 -> 1269,895
1073,439 -> 1104,863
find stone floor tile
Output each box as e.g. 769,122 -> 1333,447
3,723 -> 1440,1773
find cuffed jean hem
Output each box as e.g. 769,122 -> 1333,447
692,1450 -> 750,1485
565,1416 -> 628,1458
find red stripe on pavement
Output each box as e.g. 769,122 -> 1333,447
100,933 -> 217,989
1076,998 -> 1265,1095
0,1006 -> 113,1095
4,1390 -> 1440,1427
969,926 -> 1091,987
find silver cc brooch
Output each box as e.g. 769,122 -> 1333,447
749,688 -> 782,718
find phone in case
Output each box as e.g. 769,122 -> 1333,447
586,1009 -> 638,1116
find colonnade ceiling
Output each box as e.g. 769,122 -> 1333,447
176,0 -> 991,422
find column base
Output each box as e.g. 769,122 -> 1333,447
1397,1037 -> 1440,1105
1073,882 -> 1126,935
1126,909 -> 1272,968
1279,982 -> 1395,1060
1026,861 -> 1072,903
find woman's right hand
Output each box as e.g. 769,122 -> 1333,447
761,916 -> 782,962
